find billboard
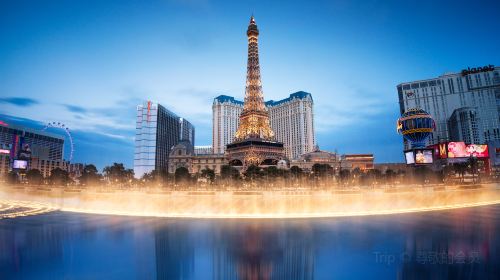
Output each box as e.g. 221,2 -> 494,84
415,149 -> 433,164
13,159 -> 28,169
405,151 -> 415,165
18,143 -> 31,160
437,143 -> 448,159
447,142 -> 489,158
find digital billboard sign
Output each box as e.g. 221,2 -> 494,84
447,142 -> 488,158
404,151 -> 414,165
13,160 -> 28,170
18,143 -> 31,160
414,149 -> 433,164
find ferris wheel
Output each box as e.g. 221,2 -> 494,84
42,121 -> 75,162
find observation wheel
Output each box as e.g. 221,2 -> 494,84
42,121 -> 75,162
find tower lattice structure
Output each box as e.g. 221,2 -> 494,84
234,16 -> 275,141
226,16 -> 285,167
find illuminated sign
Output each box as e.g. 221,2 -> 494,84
448,142 -> 489,158
13,160 -> 27,170
414,149 -> 433,164
147,100 -> 151,122
405,151 -> 414,165
436,143 -> 447,159
0,149 -> 10,154
461,64 -> 495,76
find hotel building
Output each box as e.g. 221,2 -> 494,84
397,65 -> 500,149
0,120 -> 64,178
212,91 -> 315,159
134,101 -> 195,178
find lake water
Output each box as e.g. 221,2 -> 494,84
1,206 -> 499,279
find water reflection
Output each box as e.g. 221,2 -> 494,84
211,223 -> 314,280
155,224 -> 194,280
1,206 -> 500,279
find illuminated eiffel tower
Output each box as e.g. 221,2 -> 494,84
226,16 -> 285,168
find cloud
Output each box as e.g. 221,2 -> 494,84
314,86 -> 394,133
0,97 -> 39,107
62,104 -> 88,114
57,95 -> 139,134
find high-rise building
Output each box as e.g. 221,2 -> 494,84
448,107 -> 480,144
397,65 -> 500,149
0,120 -> 65,177
0,121 -> 64,161
213,91 -> 315,159
194,145 -> 213,155
212,95 -> 243,154
225,16 -> 285,167
267,91 -> 315,159
134,101 -> 195,178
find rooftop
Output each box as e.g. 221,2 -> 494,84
0,120 -> 65,140
214,91 -> 313,106
397,65 -> 499,87
265,91 -> 313,107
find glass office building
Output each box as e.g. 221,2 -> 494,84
134,101 -> 195,178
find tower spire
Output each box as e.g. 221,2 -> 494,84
234,16 -> 274,141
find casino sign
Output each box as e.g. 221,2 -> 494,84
461,64 -> 495,76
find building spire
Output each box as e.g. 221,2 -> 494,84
234,15 -> 274,141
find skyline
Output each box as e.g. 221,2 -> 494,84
1,0 -> 500,169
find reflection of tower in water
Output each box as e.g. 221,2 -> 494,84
213,223 -> 314,280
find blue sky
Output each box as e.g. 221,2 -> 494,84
1,0 -> 499,169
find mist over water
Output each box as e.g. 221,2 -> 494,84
1,184 -> 500,218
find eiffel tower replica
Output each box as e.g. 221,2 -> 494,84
226,16 -> 285,168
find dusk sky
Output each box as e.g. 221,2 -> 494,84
1,0 -> 499,169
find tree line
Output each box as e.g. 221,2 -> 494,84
2,157 -> 489,188
4,163 -> 133,187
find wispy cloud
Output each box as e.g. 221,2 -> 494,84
62,104 -> 88,114
0,97 -> 39,107
314,86 -> 395,133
